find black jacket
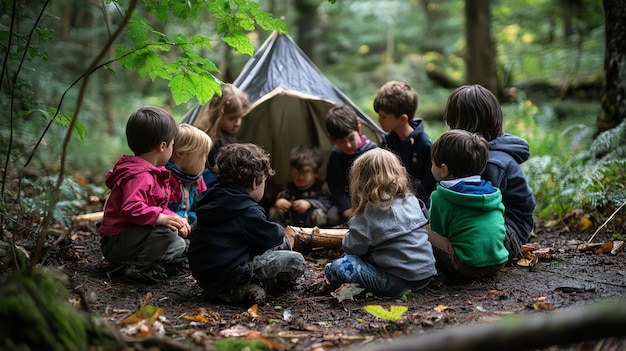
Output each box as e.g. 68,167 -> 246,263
188,183 -> 285,289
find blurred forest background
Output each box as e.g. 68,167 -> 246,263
1,0 -> 625,234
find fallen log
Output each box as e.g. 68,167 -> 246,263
71,211 -> 103,225
353,299 -> 626,351
285,226 -> 347,253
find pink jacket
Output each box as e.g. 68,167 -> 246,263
99,155 -> 176,237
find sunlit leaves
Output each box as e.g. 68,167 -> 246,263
364,305 -> 408,321
114,0 -> 286,104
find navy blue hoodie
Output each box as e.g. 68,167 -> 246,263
188,183 -> 285,289
483,134 -> 536,243
382,119 -> 436,202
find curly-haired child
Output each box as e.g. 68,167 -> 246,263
188,143 -> 305,305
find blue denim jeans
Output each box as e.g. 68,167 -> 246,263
325,254 -> 431,297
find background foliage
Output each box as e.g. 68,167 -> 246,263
1,0 -> 623,234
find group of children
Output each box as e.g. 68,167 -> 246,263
99,81 -> 536,305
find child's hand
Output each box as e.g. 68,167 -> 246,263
275,198 -> 292,215
292,199 -> 311,213
156,213 -> 188,234
178,221 -> 191,238
342,208 -> 353,218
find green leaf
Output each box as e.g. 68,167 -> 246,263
127,16 -> 150,45
222,33 -> 254,56
364,305 -> 408,321
169,74 -> 195,105
37,108 -> 86,144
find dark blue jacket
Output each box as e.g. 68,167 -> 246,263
382,119 -> 436,202
326,136 -> 378,212
188,183 -> 285,289
278,180 -> 331,225
483,134 -> 536,243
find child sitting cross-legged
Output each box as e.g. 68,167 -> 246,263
427,129 -> 509,279
188,143 -> 306,305
269,145 -> 331,227
324,148 -> 437,297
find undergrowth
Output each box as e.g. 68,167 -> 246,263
510,94 -> 626,234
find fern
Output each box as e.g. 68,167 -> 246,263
590,119 -> 626,159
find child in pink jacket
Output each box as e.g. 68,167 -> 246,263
99,107 -> 190,284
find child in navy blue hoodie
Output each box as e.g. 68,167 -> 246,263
325,105 -> 378,226
188,143 -> 305,305
374,81 -> 436,204
443,85 -> 536,261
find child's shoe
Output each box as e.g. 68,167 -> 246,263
124,264 -> 166,285
232,283 -> 266,305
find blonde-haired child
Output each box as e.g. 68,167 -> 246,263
194,84 -> 249,186
324,148 -> 436,297
166,123 -> 212,225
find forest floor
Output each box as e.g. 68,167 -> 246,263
5,213 -> 626,351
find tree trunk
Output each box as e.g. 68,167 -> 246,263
465,0 -> 498,97
597,0 -> 626,134
422,0 -> 451,53
294,0 -> 320,61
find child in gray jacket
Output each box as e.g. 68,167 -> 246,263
324,148 -> 436,297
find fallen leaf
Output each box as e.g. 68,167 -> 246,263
518,248 -> 538,267
611,240 -> 624,255
533,302 -> 556,311
219,324 -> 251,337
579,216 -> 593,230
533,246 -> 555,259
364,305 -> 408,321
245,330 -> 285,349
247,304 -> 258,319
434,304 -> 448,312
121,305 -> 162,325
330,283 -> 365,302
183,314 -> 208,323
596,241 -> 614,254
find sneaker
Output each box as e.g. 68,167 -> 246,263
233,283 -> 266,305
151,264 -> 169,280
205,283 -> 266,305
124,264 -> 166,285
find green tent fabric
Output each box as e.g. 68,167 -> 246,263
183,31 -> 384,185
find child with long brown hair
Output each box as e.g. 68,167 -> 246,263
324,148 -> 436,297
194,84 -> 249,186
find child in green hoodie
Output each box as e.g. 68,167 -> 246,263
428,129 -> 508,279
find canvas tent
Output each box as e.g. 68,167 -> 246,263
183,31 -> 384,185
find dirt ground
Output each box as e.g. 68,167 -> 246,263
7,216 -> 626,351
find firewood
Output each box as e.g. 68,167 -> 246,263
285,226 -> 347,253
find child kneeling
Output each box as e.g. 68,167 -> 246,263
188,143 -> 305,305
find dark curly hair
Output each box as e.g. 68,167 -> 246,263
214,143 -> 275,187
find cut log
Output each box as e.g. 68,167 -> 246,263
71,211 -> 103,225
285,226 -> 347,253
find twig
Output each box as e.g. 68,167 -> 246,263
588,200 -> 626,243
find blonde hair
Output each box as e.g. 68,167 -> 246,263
172,123 -> 212,160
195,84 -> 249,142
349,148 -> 411,216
